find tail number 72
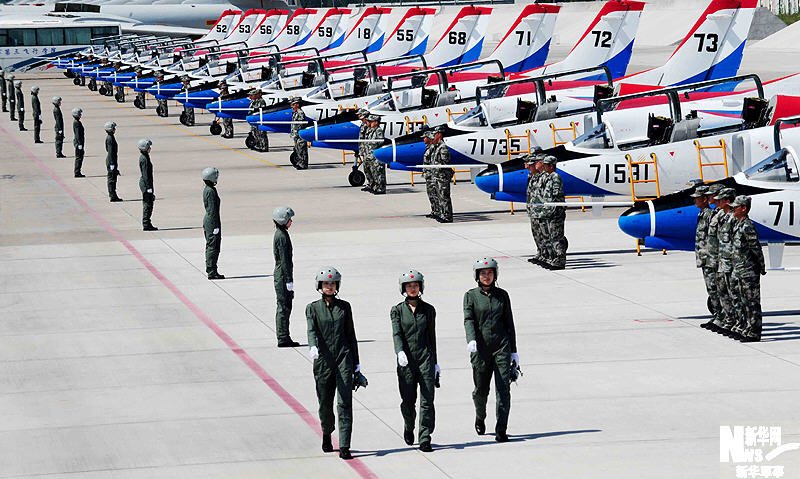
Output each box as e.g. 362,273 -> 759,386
591,30 -> 612,48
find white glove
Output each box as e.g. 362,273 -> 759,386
77,145 -> 82,150
19,107 -> 23,112
466,340 -> 477,353
57,130 -> 63,134
511,353 -> 520,364
355,364 -> 361,372
435,364 -> 441,374
308,346 -> 319,360
397,351 -> 408,367
212,228 -> 219,235
286,282 -> 294,291
109,165 -> 115,171
146,189 -> 153,193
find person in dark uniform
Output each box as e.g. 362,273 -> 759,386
273,206 -> 300,347
7,74 -> 16,121
218,81 -> 234,138
464,257 -> 519,443
15,81 -> 26,131
180,75 -> 195,126
53,97 -> 65,158
289,97 -> 309,169
202,167 -> 224,279
72,108 -> 85,178
30,86 -> 42,143
105,121 -> 122,202
307,266 -> 363,460
0,69 -> 7,112
391,269 -> 438,452
138,138 -> 157,231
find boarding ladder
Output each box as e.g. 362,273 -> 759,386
446,107 -> 470,122
627,152 -> 662,202
694,139 -> 729,182
550,121 -> 577,147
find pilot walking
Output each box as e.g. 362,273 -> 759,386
138,138 -> 158,231
691,185 -> 717,328
429,127 -> 453,223
289,97 -> 309,170
526,154 -> 548,266
364,114 -> 385,194
273,206 -> 300,348
391,269 -> 438,452
539,156 -> 568,269
15,81 -> 26,131
730,195 -> 766,342
72,108 -> 85,178
202,167 -> 224,280
306,266 -> 362,460
464,257 -> 519,443
105,121 -> 122,202
31,86 -> 42,143
53,97 -> 65,158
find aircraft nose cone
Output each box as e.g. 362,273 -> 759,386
182,89 -> 218,109
147,81 -> 182,99
474,166 -> 501,195
248,108 -> 293,133
302,122 -> 360,143
375,141 -> 427,166
298,126 -> 316,143
617,206 -> 652,240
208,98 -> 250,119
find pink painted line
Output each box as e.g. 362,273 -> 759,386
1,124 -> 379,479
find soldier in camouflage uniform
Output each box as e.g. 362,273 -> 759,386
179,76 -> 195,126
428,127 -> 453,222
290,97 -> 309,169
364,114 -> 385,194
708,187 -> 737,336
218,81 -> 234,138
247,89 -> 269,152
355,109 -> 372,192
31,86 -> 42,143
155,73 -> 169,118
691,185 -> 716,328
700,184 -> 723,330
729,195 -> 766,342
133,67 -> 147,109
53,96 -> 65,158
525,154 -> 548,266
422,130 -> 436,217
114,63 -> 126,103
539,156 -> 567,270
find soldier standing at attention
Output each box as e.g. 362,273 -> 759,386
691,185 -> 717,329
364,114 -> 385,194
391,269 -> 438,452
539,156 -> 567,270
525,154 -> 548,266
105,121 -> 122,202
464,257 -> 519,443
729,195 -> 766,342
707,187 -> 736,336
218,81 -> 234,139
53,97 -> 65,158
429,127 -> 453,223
180,75 -> 195,126
7,74 -> 16,121
0,69 -> 7,112
202,167 -> 224,280
422,130 -> 437,218
31,86 -> 42,143
155,73 -> 169,118
306,266 -> 363,460
15,80 -> 26,131
247,89 -> 268,152
355,109 -> 372,192
273,206 -> 300,348
72,108 -> 85,178
289,97 -> 309,170
138,138 -> 158,231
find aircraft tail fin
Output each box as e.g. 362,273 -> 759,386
424,6 -> 493,68
368,6 -> 437,61
484,4 -> 560,74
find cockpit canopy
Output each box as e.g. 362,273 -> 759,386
744,148 -> 800,183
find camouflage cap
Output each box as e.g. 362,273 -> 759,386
367,114 -> 381,122
523,154 -> 537,165
433,125 -> 445,134
541,155 -> 557,165
714,187 -> 737,200
690,185 -> 709,197
290,96 -> 301,104
422,129 -> 436,139
248,88 -> 261,95
731,195 -> 751,208
705,183 -> 723,196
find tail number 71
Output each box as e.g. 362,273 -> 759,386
769,201 -> 796,226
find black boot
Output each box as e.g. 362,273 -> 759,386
419,441 -> 432,452
339,447 -> 353,460
495,431 -> 509,443
475,418 -> 485,435
403,429 -> 414,446
322,434 -> 333,453
277,338 -> 300,348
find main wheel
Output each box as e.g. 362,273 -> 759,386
348,169 -> 365,187
245,133 -> 255,149
209,122 -> 222,135
73,77 -> 81,86
98,86 -> 108,96
133,97 -> 143,109
179,111 -> 188,126
289,151 -> 298,166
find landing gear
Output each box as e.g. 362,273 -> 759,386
210,122 -> 222,135
348,165 -> 365,187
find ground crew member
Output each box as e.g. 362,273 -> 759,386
708,187 -> 736,335
180,76 -> 195,126
364,114 -> 385,194
202,167 -> 224,280
247,89 -> 268,152
729,195 -> 766,342
104,121 -> 122,202
133,67 -> 146,109
72,108 -> 85,178
138,138 -> 158,231
155,74 -> 168,117
0,69 -> 6,112
464,257 -> 518,443
539,156 -> 567,269
691,185 -> 716,329
525,154 -> 548,265
31,86 -> 42,143
306,266 -> 362,460
422,130 -> 436,217
7,74 -> 15,121
218,81 -> 234,138
355,109 -> 372,192
53,97 -> 65,158
391,269 -> 438,452
273,206 -> 300,348
114,63 -> 126,103
429,126 -> 453,222
290,97 -> 309,169
15,81 -> 26,131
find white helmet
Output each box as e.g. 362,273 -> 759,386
14,80 -> 22,89
71,108 -> 82,119
473,257 -> 499,281
52,96 -> 62,105
137,138 -> 153,152
30,85 -> 39,94
272,206 -> 295,226
104,121 -> 116,132
202,166 -> 219,183
315,266 -> 342,292
399,269 -> 424,294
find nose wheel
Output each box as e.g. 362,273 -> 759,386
348,166 -> 365,187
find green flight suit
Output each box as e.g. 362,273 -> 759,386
203,183 -> 221,275
7,78 -> 15,121
15,86 -> 25,131
53,105 -> 64,157
105,132 -> 120,200
391,299 -> 437,444
138,151 -> 155,228
307,297 -> 360,448
31,92 -> 42,142
0,72 -> 6,112
464,285 -> 517,435
273,226 -> 293,342
73,118 -> 85,176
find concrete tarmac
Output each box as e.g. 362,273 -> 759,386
1,71 -> 799,479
